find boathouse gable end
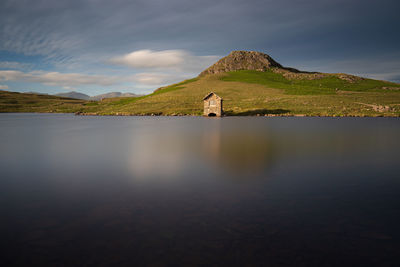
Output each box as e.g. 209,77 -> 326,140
203,92 -> 223,117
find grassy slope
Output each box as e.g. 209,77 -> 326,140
0,90 -> 89,113
1,70 -> 400,116
85,70 -> 400,116
221,70 -> 398,94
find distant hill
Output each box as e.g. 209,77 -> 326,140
90,92 -> 143,101
55,91 -> 143,101
55,91 -> 91,100
26,91 -> 49,95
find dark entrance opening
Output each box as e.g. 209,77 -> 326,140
208,113 -> 216,117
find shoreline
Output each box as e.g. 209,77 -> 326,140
75,112 -> 400,118
1,112 -> 399,118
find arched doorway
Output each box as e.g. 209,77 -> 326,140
208,113 -> 216,117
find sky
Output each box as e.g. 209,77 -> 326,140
0,0 -> 399,96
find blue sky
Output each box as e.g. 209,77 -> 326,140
0,0 -> 399,96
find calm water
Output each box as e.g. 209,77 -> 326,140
1,114 -> 399,266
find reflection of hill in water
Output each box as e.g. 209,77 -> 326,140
128,117 -> 397,180
201,127 -> 276,176
127,118 -> 277,179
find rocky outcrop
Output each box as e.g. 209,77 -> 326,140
199,51 -> 284,76
198,50 -> 372,83
337,74 -> 364,83
272,68 -> 327,80
382,86 -> 400,90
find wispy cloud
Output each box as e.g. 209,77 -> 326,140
0,61 -> 33,70
131,72 -> 187,85
0,21 -> 82,61
0,69 -> 191,91
0,70 -> 119,87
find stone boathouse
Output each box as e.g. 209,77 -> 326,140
203,92 -> 223,117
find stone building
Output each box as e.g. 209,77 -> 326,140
203,92 -> 223,117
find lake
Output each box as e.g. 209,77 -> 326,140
1,114 -> 399,266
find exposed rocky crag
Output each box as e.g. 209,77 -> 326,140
199,51 -> 284,76
199,50 -> 364,82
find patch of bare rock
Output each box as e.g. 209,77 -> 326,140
199,51 -> 283,76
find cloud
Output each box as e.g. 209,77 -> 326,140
1,0 -> 399,69
0,69 -> 190,91
0,61 -> 33,70
110,50 -> 185,68
293,54 -> 400,83
0,84 -> 8,90
131,72 -> 186,85
0,70 -> 119,87
110,49 -> 219,73
62,86 -> 76,91
1,0 -> 398,94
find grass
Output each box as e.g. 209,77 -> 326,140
99,78 -> 199,108
153,78 -> 199,95
1,70 -> 399,117
83,71 -> 400,117
221,70 -> 400,95
0,91 -> 88,113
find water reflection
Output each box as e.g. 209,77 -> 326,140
200,125 -> 276,175
124,117 -> 400,181
127,117 -> 276,179
1,114 -> 400,266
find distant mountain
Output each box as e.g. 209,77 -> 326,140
26,91 -> 49,95
54,91 -> 143,101
55,91 -> 91,100
90,92 -> 143,101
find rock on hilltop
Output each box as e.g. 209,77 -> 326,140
198,50 -> 363,82
199,51 -> 284,76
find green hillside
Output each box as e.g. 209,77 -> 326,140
0,90 -> 89,113
79,69 -> 400,117
1,50 -> 400,117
